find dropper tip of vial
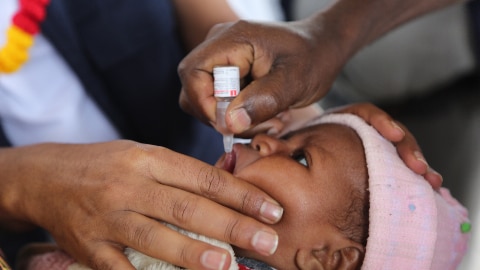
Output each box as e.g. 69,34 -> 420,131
223,134 -> 234,153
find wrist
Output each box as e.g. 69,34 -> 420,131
297,6 -> 364,70
0,146 -> 43,230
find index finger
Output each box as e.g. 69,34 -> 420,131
178,68 -> 217,125
148,146 -> 284,225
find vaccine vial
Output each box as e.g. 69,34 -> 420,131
213,66 -> 240,153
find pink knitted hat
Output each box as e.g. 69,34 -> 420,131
307,113 -> 470,270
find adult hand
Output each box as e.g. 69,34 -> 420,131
0,141 -> 283,270
327,103 -> 443,190
178,19 -> 347,136
178,0 -> 460,137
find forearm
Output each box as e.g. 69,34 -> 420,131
309,0 -> 467,60
172,0 -> 239,51
0,143 -> 81,232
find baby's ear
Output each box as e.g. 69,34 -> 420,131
297,246 -> 364,270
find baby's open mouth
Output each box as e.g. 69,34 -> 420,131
222,149 -> 236,173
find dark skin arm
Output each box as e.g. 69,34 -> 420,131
173,0 -> 239,51
0,141 -> 282,270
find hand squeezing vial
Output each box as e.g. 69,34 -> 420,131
213,66 -> 240,154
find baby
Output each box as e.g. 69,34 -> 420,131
20,113 -> 470,270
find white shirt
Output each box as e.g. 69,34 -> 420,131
0,0 -> 282,146
227,0 -> 284,21
0,0 -> 120,145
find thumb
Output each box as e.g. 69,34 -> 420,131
225,70 -> 305,134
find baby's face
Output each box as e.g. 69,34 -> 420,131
215,123 -> 367,268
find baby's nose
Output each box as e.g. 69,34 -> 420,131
251,133 -> 289,156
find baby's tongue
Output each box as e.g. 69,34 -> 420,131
223,152 -> 236,173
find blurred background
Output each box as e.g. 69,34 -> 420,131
291,1 -> 479,269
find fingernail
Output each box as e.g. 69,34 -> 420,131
201,250 -> 227,270
260,200 -> 283,223
414,151 -> 428,168
230,108 -> 251,133
251,230 -> 278,256
390,121 -> 405,137
266,127 -> 279,136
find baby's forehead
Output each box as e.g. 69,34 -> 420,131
303,123 -> 367,184
287,122 -> 362,145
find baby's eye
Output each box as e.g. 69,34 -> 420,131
292,150 -> 308,167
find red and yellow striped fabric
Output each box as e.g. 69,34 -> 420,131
0,0 -> 50,73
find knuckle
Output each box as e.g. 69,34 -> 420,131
115,214 -> 155,249
177,60 -> 189,78
178,245 -> 189,266
178,243 -> 196,267
178,91 -> 187,109
196,166 -> 226,199
223,218 -> 242,244
179,92 -> 194,116
131,224 -> 156,248
105,141 -> 150,174
239,189 -> 255,212
239,189 -> 265,216
173,241 -> 205,269
88,254 -> 116,270
171,196 -> 198,225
